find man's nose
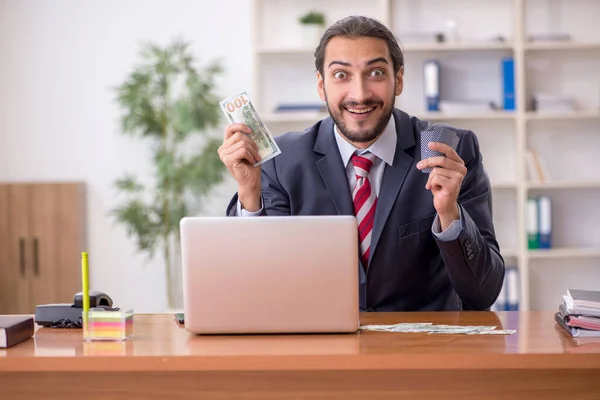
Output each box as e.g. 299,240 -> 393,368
348,78 -> 372,104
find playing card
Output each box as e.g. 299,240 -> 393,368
419,125 -> 460,173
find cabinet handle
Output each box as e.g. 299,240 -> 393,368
33,238 -> 39,277
19,238 -> 25,277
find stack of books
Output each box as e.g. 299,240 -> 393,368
554,289 -> 600,338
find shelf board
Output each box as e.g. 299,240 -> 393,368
257,42 -> 514,55
416,111 -> 515,121
524,42 -> 600,51
402,42 -> 514,52
526,111 -> 600,121
528,247 -> 600,259
258,41 -> 600,55
527,181 -> 600,190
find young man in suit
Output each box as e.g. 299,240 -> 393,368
218,15 -> 505,312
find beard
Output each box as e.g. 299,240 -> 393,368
325,90 -> 395,144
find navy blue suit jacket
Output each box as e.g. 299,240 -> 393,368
226,108 -> 505,311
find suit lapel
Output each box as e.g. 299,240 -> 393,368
314,117 -> 355,216
369,109 -> 416,265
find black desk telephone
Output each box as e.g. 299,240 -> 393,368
35,291 -> 118,328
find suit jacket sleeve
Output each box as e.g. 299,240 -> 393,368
433,130 -> 505,310
226,157 -> 291,217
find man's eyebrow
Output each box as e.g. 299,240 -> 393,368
366,57 -> 388,66
327,57 -> 389,69
328,60 -> 351,68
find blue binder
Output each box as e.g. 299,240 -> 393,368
502,57 -> 515,111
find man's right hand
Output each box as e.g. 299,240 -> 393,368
218,123 -> 262,212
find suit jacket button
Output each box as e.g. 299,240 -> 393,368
465,239 -> 471,247
468,254 -> 474,261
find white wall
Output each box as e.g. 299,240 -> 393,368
0,0 -> 249,312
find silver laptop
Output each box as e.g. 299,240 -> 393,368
180,215 -> 360,334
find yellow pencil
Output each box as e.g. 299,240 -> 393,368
81,252 -> 90,337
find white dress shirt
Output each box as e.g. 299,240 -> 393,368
237,115 -> 462,240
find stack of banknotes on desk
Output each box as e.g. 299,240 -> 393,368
361,322 -> 516,335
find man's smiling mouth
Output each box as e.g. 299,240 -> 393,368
346,107 -> 375,114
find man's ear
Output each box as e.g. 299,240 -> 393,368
317,71 -> 326,101
395,66 -> 404,96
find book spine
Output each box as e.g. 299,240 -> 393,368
527,197 -> 539,249
538,196 -> 552,249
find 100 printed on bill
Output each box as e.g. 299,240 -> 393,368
219,91 -> 282,167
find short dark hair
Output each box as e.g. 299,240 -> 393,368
314,15 -> 404,76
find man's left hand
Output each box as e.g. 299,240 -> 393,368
417,142 -> 467,231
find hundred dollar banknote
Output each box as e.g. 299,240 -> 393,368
219,91 -> 282,167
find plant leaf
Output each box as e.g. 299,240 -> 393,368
111,199 -> 160,259
114,174 -> 144,193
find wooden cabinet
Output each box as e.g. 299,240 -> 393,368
0,182 -> 86,314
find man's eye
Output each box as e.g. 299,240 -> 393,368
334,71 -> 347,79
371,69 -> 384,77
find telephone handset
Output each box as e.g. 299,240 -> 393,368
34,291 -> 119,328
73,290 -> 115,309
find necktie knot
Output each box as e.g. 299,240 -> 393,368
351,152 -> 377,179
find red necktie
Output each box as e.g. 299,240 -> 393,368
351,152 -> 378,269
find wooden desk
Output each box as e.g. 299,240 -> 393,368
1,311 -> 599,399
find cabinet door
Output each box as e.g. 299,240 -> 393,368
7,184 -> 33,314
0,184 -> 16,314
28,183 -> 60,308
29,183 -> 86,308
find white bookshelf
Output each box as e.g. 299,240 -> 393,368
251,0 -> 600,311
415,111 -> 515,121
526,111 -> 600,120
527,181 -> 600,190
528,248 -> 600,260
524,42 -> 600,51
402,42 -> 515,52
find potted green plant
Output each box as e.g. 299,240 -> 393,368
298,11 -> 326,46
111,38 -> 227,309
